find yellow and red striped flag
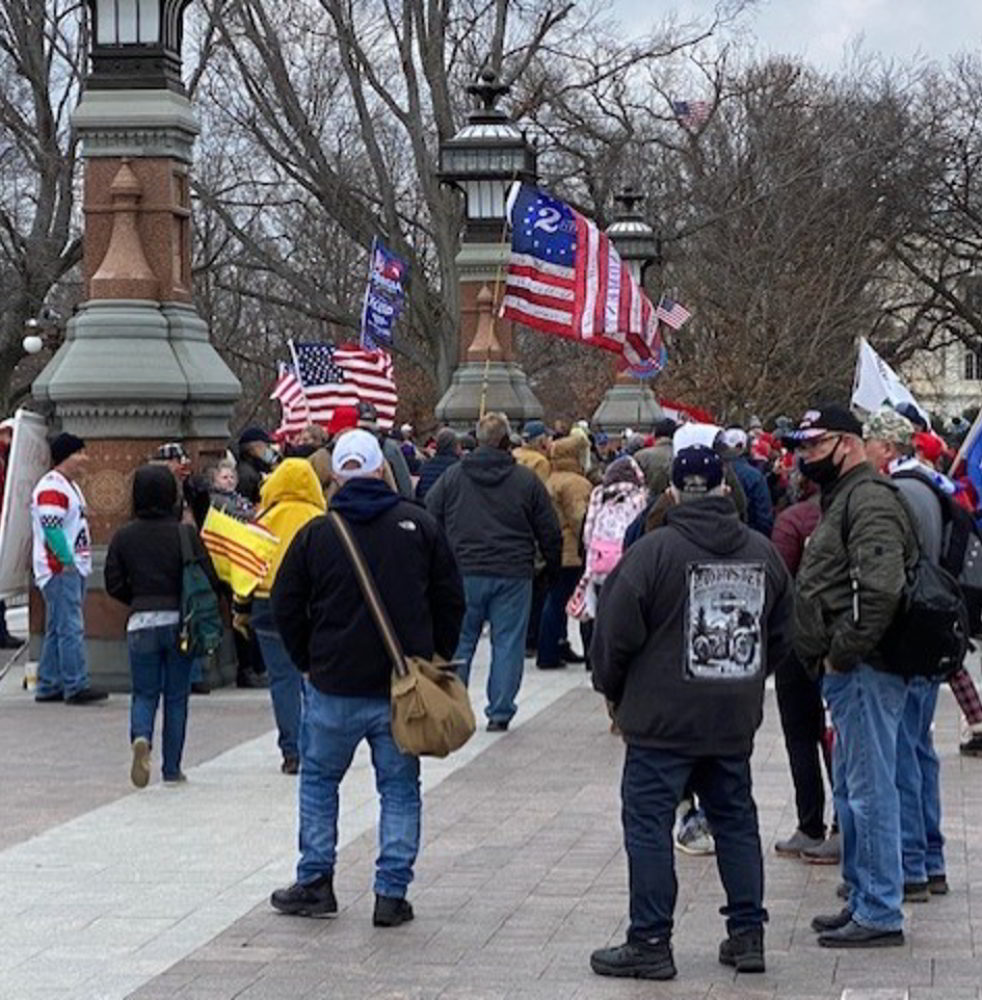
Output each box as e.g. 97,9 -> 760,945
201,507 -> 280,599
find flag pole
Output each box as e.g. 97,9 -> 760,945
287,337 -> 312,423
479,177 -> 520,422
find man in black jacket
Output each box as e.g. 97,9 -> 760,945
270,429 -> 464,928
590,446 -> 792,980
426,412 -> 561,732
415,427 -> 460,501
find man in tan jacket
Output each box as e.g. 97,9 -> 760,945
513,420 -> 552,483
537,435 -> 593,668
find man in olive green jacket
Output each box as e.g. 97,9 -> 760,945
789,404 -> 918,951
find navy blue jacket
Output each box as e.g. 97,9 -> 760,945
730,456 -> 774,537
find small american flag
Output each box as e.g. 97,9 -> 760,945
655,296 -> 692,331
672,99 -> 711,129
499,183 -> 663,368
271,342 -> 398,434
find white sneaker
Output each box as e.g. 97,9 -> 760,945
674,809 -> 715,856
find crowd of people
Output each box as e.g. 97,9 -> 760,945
16,392 -> 982,974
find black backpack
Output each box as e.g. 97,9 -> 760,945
842,479 -> 969,681
892,470 -> 982,635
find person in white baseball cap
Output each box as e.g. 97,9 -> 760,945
331,428 -> 384,481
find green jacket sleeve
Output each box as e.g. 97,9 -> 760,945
42,525 -> 75,568
828,486 -> 909,671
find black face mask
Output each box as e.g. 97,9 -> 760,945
798,438 -> 844,488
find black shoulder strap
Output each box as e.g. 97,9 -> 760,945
178,523 -> 195,565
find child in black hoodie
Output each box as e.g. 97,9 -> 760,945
106,465 -> 219,787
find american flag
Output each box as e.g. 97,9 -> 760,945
672,99 -> 712,129
499,183 -> 663,368
655,296 -> 692,331
271,342 -> 398,434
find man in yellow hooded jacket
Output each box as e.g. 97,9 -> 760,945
248,458 -> 326,773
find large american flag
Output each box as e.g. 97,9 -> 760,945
499,183 -> 663,368
271,342 -> 397,435
672,99 -> 712,129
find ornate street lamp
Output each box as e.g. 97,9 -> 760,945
605,187 -> 662,284
433,68 -> 543,427
439,70 -> 538,242
86,0 -> 191,92
592,187 -> 665,432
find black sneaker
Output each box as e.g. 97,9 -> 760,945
486,720 -> 509,732
904,881 -> 930,903
959,732 -> 982,757
719,926 -> 765,973
558,643 -> 585,664
928,874 -> 949,895
590,939 -> 676,980
271,875 -> 338,918
65,687 -> 109,704
236,670 -> 269,689
281,756 -> 299,775
190,681 -> 211,695
373,894 -> 414,927
811,907 -> 853,933
34,690 -> 64,703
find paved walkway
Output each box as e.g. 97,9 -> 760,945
2,624 -> 981,1000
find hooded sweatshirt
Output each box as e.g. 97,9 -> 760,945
591,495 -> 792,757
254,459 -> 326,598
425,444 -> 562,578
272,476 -> 465,697
105,465 -> 219,611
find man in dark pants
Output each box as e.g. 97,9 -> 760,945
771,484 -> 837,860
590,446 -> 792,980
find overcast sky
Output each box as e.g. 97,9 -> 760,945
610,0 -> 982,70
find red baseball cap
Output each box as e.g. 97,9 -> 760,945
913,431 -> 950,464
327,405 -> 359,437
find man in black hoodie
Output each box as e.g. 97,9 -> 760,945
426,412 -> 561,732
270,430 -> 464,927
590,446 -> 792,981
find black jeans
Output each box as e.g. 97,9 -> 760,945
525,568 -> 549,652
775,653 -> 830,840
536,567 -> 580,666
0,599 -> 8,643
622,744 -> 767,941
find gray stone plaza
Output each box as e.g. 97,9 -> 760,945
2,613 -> 981,1000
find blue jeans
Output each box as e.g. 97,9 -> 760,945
622,744 -> 767,941
297,686 -> 420,897
454,576 -> 532,724
37,571 -> 90,698
252,597 -> 303,760
128,623 -> 194,779
823,664 -> 907,931
896,678 -> 944,883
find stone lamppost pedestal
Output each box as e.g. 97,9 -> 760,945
28,6 -> 241,689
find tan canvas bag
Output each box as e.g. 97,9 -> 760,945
329,512 -> 476,758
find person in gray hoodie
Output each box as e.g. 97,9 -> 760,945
590,446 -> 792,981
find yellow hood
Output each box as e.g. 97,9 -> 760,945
255,459 -> 326,595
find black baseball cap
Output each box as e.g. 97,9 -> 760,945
784,404 -> 862,447
671,445 -> 723,493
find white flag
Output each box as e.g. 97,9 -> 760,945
851,338 -> 929,427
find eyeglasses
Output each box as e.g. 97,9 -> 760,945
798,433 -> 841,452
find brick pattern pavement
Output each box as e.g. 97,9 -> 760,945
126,685 -> 982,1000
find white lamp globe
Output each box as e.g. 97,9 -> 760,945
22,334 -> 43,354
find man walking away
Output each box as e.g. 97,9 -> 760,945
591,446 -> 791,980
790,404 -> 918,948
415,428 -> 460,501
270,430 -> 464,925
513,419 -> 552,483
31,433 -> 107,704
427,412 -> 561,731
863,406 -> 949,901
721,427 -> 774,536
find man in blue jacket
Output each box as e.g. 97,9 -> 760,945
721,427 -> 774,536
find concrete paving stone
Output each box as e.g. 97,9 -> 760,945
910,990 -> 979,1000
